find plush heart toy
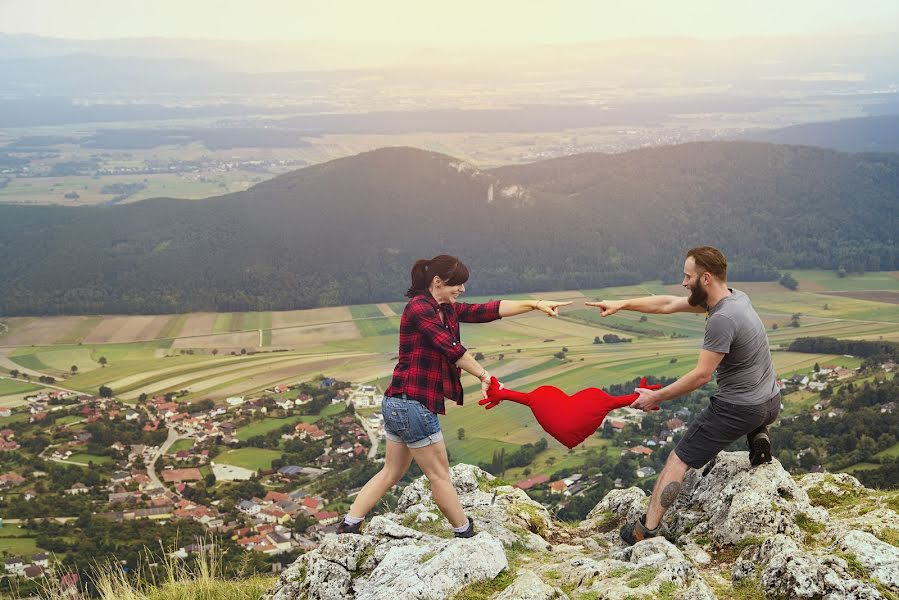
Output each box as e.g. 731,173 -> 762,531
479,376 -> 663,449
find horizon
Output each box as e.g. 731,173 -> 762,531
4,0 -> 899,46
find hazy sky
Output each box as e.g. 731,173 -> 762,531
3,0 -> 899,44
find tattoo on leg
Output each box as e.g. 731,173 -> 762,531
660,482 -> 681,509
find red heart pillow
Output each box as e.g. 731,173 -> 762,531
479,377 -> 661,449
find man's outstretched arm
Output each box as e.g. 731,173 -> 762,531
586,296 -> 706,316
630,350 -> 725,411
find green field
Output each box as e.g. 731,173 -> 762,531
0,412 -> 30,426
296,403 -> 346,423
236,416 -> 305,439
214,448 -> 283,471
66,453 -> 114,465
0,526 -> 42,556
445,436 -> 521,465
4,271 -> 898,481
167,439 -> 195,454
874,442 -> 899,460
349,305 -> 401,337
0,379 -> 42,395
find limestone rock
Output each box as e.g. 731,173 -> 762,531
664,452 -> 828,545
734,534 -> 883,599
355,533 -> 508,600
495,569 -> 569,600
838,530 -> 899,590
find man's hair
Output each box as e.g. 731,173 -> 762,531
686,246 -> 727,280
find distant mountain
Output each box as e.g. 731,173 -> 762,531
741,115 -> 899,153
0,142 -> 896,315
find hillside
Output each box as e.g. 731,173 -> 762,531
1,142 -> 897,315
265,457 -> 899,600
741,115 -> 899,153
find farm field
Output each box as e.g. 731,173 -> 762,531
213,448 -> 283,471
2,271 -> 898,476
0,526 -> 41,557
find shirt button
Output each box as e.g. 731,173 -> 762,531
452,342 -> 457,345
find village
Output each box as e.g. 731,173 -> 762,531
2,358 -> 895,589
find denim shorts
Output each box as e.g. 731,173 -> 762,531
381,395 -> 443,448
675,393 -> 781,469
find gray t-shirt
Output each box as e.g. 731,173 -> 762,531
703,289 -> 779,405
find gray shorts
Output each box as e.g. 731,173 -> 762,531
381,394 -> 444,449
674,393 -> 781,469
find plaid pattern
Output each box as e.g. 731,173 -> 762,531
386,294 -> 501,414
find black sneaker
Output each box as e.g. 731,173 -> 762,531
620,514 -> 658,546
337,519 -> 363,535
748,431 -> 772,466
453,517 -> 476,538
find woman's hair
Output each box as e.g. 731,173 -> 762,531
405,254 -> 470,298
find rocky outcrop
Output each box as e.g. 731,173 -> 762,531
267,455 -> 899,600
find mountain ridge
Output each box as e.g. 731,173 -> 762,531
0,141 -> 896,315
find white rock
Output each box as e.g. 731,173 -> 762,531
839,530 -> 899,589
665,452 -> 826,545
495,569 -> 569,600
355,533 -> 508,600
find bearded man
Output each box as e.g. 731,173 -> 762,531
587,246 -> 781,545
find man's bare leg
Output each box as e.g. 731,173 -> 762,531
645,450 -> 690,529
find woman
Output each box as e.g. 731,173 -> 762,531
338,254 -> 570,537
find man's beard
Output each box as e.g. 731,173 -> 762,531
687,279 -> 709,307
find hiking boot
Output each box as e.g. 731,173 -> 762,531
454,517 -> 476,538
337,519 -> 363,535
620,514 -> 658,546
748,430 -> 772,466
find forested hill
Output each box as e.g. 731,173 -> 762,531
1,142 -> 897,315
740,114 -> 899,153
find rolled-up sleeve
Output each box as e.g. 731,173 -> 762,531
455,300 -> 502,324
409,302 -> 467,363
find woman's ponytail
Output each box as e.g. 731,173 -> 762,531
405,259 -> 431,298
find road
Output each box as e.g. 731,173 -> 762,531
146,427 -> 189,496
356,409 -> 382,460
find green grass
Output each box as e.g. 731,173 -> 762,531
354,316 -> 401,337
874,441 -> 899,460
349,304 -> 386,319
790,270 -> 899,292
54,415 -> 83,426
12,341 -> 175,377
67,453 -> 114,465
8,352 -> 51,372
349,305 -> 401,337
213,448 -> 283,471
0,378 -> 42,395
0,526 -> 42,556
0,412 -> 30,425
235,416 -> 305,439
446,436 -> 521,465
167,439 -> 195,454
296,403 -> 346,423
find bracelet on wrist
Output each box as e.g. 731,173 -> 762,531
478,370 -> 490,382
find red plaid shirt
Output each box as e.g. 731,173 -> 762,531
386,294 -> 502,414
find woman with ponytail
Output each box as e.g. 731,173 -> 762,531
338,254 -> 570,537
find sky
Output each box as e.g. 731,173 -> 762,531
2,0 -> 899,44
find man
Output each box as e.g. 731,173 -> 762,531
586,246 -> 781,545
